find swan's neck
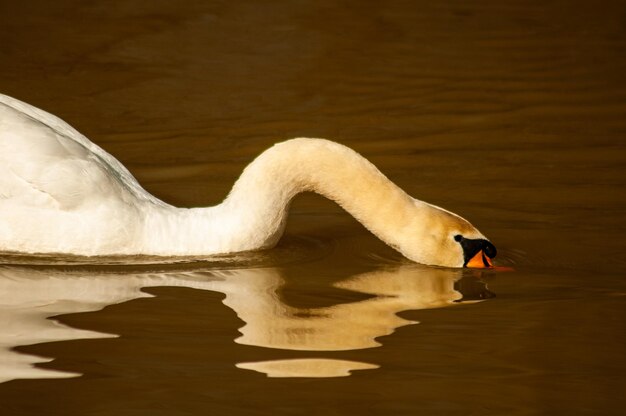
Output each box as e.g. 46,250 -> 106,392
142,138 -> 437,256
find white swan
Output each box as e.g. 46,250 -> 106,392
0,94 -> 496,267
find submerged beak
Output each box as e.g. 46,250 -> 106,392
455,235 -> 497,268
465,249 -> 494,268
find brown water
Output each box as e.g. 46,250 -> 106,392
1,0 -> 625,414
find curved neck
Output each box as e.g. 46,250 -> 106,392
144,138 -> 430,256
225,138 -> 420,249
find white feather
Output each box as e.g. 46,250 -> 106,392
0,94 -> 487,266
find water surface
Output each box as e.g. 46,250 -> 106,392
1,0 -> 625,414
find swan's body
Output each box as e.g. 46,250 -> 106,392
0,94 -> 495,267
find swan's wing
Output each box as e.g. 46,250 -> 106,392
0,133 -> 121,210
0,94 -> 167,208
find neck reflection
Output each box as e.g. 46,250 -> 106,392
0,264 -> 493,381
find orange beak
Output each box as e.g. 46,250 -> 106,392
465,249 -> 494,268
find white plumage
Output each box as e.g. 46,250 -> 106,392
0,94 -> 489,267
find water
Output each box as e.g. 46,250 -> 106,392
1,0 -> 625,414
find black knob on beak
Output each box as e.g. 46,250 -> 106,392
454,235 -> 497,267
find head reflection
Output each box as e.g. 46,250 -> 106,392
0,264 -> 493,381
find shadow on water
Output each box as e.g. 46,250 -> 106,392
0,261 -> 494,381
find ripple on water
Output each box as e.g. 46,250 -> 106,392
0,255 -> 498,382
236,358 -> 379,378
0,233 -> 332,271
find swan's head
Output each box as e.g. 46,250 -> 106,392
398,202 -> 497,268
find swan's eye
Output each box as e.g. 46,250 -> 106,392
454,235 -> 463,242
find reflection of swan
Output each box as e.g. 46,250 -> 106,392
236,359 -> 379,378
231,266 -> 469,351
0,94 -> 496,267
0,267 -> 225,382
0,264 -> 492,381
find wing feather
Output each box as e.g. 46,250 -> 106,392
0,94 -> 168,209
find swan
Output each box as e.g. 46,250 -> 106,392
0,93 -> 496,267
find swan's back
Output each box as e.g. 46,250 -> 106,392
0,94 -> 164,208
